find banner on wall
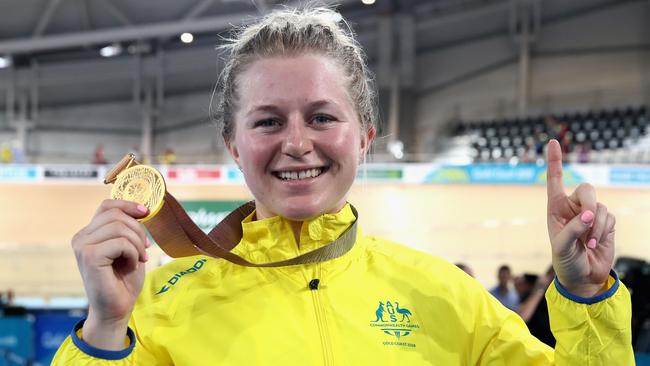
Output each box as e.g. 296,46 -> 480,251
423,164 -> 588,186
609,166 -> 650,186
0,317 -> 33,365
180,200 -> 249,233
0,165 -> 39,182
356,165 -> 403,181
43,165 -> 99,180
166,166 -> 223,183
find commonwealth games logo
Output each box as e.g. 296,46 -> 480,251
369,300 -> 420,347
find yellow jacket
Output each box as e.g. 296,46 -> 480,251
52,204 -> 634,365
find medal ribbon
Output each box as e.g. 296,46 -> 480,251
105,154 -> 358,267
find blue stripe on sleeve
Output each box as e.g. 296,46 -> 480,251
554,269 -> 620,305
71,319 -> 135,360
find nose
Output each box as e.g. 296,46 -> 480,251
282,117 -> 313,158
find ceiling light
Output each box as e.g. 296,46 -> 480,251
0,56 -> 12,69
180,32 -> 194,44
361,0 -> 375,4
100,44 -> 122,57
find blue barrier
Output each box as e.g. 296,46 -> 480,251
33,313 -> 83,365
638,353 -> 650,366
0,317 -> 33,366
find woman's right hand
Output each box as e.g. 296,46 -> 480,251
71,199 -> 150,349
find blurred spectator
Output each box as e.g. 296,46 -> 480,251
10,139 -> 26,164
159,148 -> 177,165
514,273 -> 538,303
93,144 -> 108,164
5,289 -> 15,306
489,265 -> 520,311
534,134 -> 547,157
1,142 -> 12,163
455,263 -> 474,277
577,142 -> 591,163
615,257 -> 650,351
517,266 -> 556,347
2,289 -> 26,316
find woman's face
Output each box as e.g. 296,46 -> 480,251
227,54 -> 375,220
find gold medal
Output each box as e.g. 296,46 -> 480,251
110,165 -> 166,222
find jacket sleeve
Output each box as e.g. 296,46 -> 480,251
547,270 -> 634,365
50,318 -> 168,365
476,270 -> 634,365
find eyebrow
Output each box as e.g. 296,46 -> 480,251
245,99 -> 341,117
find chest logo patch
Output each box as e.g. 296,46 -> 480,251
156,259 -> 207,295
369,300 -> 420,348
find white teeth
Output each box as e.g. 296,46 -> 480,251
277,168 -> 323,181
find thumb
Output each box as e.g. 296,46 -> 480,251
553,210 -> 594,254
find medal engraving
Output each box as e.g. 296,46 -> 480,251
111,165 -> 165,222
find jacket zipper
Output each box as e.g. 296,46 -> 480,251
309,274 -> 334,366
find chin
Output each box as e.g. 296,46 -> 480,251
277,205 -> 322,221
275,197 -> 340,221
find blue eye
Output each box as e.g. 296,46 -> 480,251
312,114 -> 335,124
254,119 -> 281,128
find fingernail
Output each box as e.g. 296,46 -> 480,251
145,237 -> 151,248
137,204 -> 148,214
587,238 -> 597,249
580,211 -> 594,224
144,252 -> 149,262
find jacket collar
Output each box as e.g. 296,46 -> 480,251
231,203 -> 357,264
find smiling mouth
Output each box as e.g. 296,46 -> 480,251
273,167 -> 329,181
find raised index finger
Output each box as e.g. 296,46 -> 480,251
546,139 -> 565,200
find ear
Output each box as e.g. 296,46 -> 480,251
225,138 -> 241,167
360,126 -> 376,156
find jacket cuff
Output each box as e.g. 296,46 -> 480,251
71,318 -> 135,360
553,269 -> 620,305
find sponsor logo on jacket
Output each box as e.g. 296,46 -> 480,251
156,259 -> 207,295
370,300 -> 419,348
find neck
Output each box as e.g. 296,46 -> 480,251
499,284 -> 508,292
288,220 -> 302,248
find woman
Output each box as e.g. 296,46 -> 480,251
53,7 -> 633,365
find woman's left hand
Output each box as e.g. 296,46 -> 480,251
546,139 -> 615,298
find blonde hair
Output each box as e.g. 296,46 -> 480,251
212,6 -> 377,142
